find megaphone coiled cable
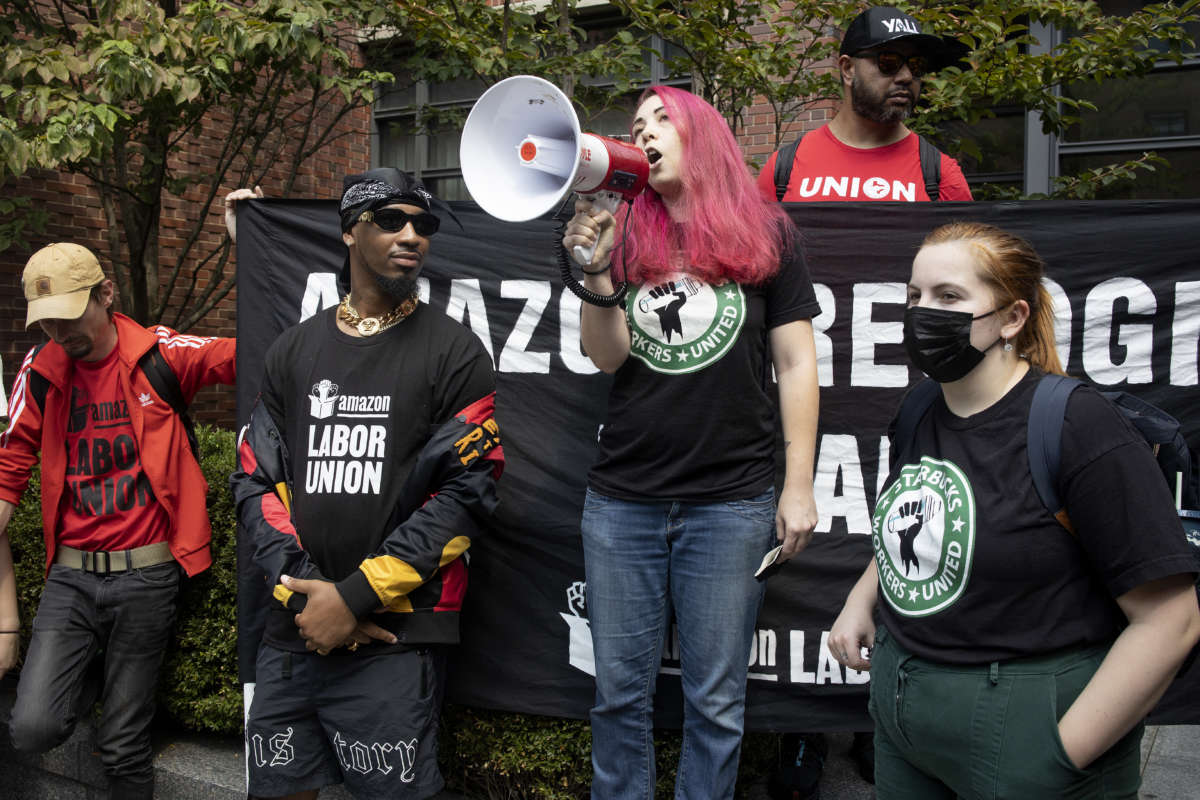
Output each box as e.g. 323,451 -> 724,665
554,197 -> 632,308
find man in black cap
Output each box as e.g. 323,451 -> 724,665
231,168 -> 503,799
757,5 -> 973,203
760,8 -> 972,798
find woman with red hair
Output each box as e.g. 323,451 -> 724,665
829,222 -> 1200,798
563,86 -> 821,799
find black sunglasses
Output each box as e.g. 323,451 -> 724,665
857,50 -> 931,79
358,208 -> 440,237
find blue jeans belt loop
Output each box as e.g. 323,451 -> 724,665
56,541 -> 174,574
989,661 -> 1000,685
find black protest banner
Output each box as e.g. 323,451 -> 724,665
235,199 -> 1200,729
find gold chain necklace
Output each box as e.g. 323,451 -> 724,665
337,293 -> 418,336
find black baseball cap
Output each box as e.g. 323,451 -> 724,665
840,6 -> 969,71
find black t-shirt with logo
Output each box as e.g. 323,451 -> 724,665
874,368 -> 1196,664
589,238 -> 820,502
259,305 -> 493,648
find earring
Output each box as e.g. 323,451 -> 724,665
1003,338 -> 1013,352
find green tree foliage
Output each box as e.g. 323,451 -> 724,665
892,0 -> 1198,197
366,0 -> 648,135
609,0 -> 863,141
0,0 -> 390,329
558,0 -> 1197,196
5,0 -> 1194,303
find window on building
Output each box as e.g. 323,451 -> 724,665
950,5 -> 1199,198
371,8 -> 690,202
937,106 -> 1026,194
1051,1 -> 1200,198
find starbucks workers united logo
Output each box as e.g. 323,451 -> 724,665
872,456 -> 975,617
626,278 -> 746,374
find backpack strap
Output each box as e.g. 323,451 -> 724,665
917,134 -> 942,201
773,135 -> 804,202
891,379 -> 942,466
137,342 -> 199,461
1027,374 -> 1083,533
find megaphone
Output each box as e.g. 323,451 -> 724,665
460,75 -> 649,266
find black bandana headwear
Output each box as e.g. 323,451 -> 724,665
338,167 -> 462,290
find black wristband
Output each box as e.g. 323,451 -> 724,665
580,262 -> 612,275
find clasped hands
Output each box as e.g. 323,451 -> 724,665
280,574 -> 397,655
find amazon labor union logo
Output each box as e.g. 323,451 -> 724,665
626,277 -> 746,374
872,456 -> 975,617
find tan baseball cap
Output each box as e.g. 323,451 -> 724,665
22,243 -> 106,328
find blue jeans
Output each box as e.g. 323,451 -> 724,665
581,487 -> 775,800
9,561 -> 181,783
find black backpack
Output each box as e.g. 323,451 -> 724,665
772,131 -> 943,202
26,342 -> 199,460
893,375 -> 1199,529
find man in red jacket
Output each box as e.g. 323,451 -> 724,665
0,242 -> 236,800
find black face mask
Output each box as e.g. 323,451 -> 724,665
903,306 -> 999,383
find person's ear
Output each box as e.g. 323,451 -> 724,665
838,54 -> 856,90
96,279 -> 115,310
1000,299 -> 1030,341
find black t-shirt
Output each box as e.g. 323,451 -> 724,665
874,368 -> 1197,664
589,238 -> 821,502
259,305 -> 494,649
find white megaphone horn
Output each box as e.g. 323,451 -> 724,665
459,75 -> 649,265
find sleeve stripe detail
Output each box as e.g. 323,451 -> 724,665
151,326 -> 218,349
359,537 -> 471,612
0,347 -> 39,449
272,584 -> 295,607
434,558 -> 467,612
237,440 -> 259,474
456,392 -> 496,426
383,595 -> 414,613
359,556 -> 424,608
261,494 -> 300,541
274,482 -> 293,515
439,535 -> 471,568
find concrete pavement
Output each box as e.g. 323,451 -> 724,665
1,681 -> 1197,799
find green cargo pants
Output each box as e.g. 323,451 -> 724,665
868,625 -> 1142,799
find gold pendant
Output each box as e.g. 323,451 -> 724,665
356,317 -> 382,336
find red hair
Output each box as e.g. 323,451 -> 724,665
922,222 -> 1065,375
615,86 -> 792,286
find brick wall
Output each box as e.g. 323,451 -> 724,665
0,104 -> 370,428
739,21 -> 841,167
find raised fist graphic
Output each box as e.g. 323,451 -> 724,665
566,581 -> 587,618
645,281 -> 689,342
888,498 -> 932,577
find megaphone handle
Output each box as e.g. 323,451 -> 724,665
572,191 -> 624,267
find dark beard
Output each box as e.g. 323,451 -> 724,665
371,269 -> 417,302
851,74 -> 916,125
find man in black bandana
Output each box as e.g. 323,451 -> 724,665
231,168 -> 502,799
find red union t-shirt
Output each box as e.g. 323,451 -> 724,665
58,347 -> 170,552
756,124 -> 973,203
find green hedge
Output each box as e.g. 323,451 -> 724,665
440,707 -> 784,799
3,423 -> 788,796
